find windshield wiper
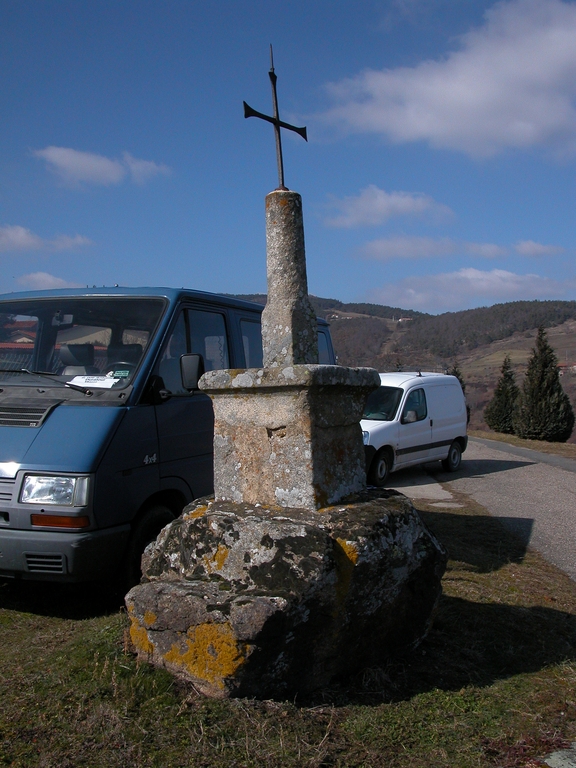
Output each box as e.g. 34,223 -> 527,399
0,368 -> 93,395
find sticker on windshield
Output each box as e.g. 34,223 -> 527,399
68,376 -> 120,389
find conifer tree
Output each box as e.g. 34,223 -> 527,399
447,361 -> 470,424
446,361 -> 466,393
484,354 -> 518,434
513,326 -> 575,442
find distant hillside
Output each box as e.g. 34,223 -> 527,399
401,300 -> 576,359
233,294 -> 576,441
234,294 -> 423,321
234,295 -> 576,370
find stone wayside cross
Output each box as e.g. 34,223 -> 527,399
125,53 -> 446,699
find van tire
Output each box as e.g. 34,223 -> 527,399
368,449 -> 391,487
125,505 -> 175,589
442,441 -> 462,472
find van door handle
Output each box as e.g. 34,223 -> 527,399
430,419 -> 433,426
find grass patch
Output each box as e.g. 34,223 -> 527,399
469,429 -> 576,459
1,495 -> 575,767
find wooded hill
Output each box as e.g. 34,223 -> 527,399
236,294 -> 576,368
235,294 -> 576,440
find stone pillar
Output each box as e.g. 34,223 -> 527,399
197,184 -> 381,511
261,189 -> 318,367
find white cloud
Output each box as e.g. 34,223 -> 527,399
362,235 -> 458,260
514,239 -> 564,256
34,147 -> 125,185
320,0 -> 576,157
464,242 -> 509,259
0,225 -> 43,251
122,152 -> 171,184
49,234 -> 93,250
360,235 -> 509,261
16,272 -> 82,290
367,268 -> 576,313
34,146 -> 171,186
0,225 -> 92,253
324,185 -> 453,227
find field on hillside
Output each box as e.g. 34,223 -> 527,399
458,320 -> 576,439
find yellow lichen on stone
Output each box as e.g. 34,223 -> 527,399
336,537 -> 359,565
128,613 -> 155,655
203,544 -> 229,573
333,538 -> 359,613
163,622 -> 246,689
184,504 -> 209,520
143,610 -> 157,628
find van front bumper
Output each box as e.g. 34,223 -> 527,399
0,525 -> 131,582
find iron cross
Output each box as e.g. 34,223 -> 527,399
243,45 -> 307,190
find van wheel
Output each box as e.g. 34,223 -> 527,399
442,441 -> 462,472
368,449 -> 390,487
125,505 -> 175,589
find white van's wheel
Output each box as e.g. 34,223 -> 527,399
442,441 -> 462,472
368,449 -> 390,487
125,505 -> 175,588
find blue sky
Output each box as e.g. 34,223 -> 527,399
1,0 -> 575,314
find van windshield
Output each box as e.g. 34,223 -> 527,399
0,297 -> 166,390
363,386 -> 403,421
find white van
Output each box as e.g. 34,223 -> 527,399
361,372 -> 468,486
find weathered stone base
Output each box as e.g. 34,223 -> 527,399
125,490 -> 446,699
199,365 -> 380,510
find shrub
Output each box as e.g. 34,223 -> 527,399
484,355 -> 519,434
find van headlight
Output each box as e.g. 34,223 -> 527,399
20,476 -> 89,506
362,430 -> 370,446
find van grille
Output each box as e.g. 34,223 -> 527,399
0,479 -> 14,503
0,405 -> 49,428
0,400 -> 61,428
25,553 -> 65,574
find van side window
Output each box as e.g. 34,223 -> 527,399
401,388 -> 427,423
157,309 -> 229,394
188,309 -> 229,371
240,319 -> 263,368
158,312 -> 188,394
318,330 -> 331,364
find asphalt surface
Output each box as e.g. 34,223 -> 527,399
387,436 -> 576,582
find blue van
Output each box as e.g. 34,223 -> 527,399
0,287 -> 335,583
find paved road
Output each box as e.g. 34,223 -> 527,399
386,436 -> 576,582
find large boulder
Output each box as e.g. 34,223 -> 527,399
125,490 -> 446,699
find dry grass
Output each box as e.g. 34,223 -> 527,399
469,429 -> 576,459
0,492 -> 575,766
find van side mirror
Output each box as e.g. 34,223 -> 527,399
402,410 -> 418,424
181,353 -> 205,391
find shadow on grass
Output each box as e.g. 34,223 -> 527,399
388,594 -> 576,698
0,577 -> 124,620
418,509 -> 533,571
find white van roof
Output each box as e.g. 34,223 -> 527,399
377,372 -> 459,388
